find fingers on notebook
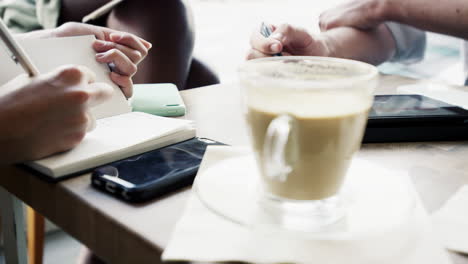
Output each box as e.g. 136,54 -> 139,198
48,65 -> 96,87
136,37 -> 152,50
45,65 -> 113,108
110,72 -> 133,98
93,41 -> 136,98
109,33 -> 150,58
96,49 -> 137,77
58,82 -> 112,110
93,40 -> 144,64
84,82 -> 114,107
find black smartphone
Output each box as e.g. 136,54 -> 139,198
91,137 -> 225,202
364,94 -> 468,143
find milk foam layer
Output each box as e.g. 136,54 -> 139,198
243,60 -> 375,117
248,59 -> 372,81
246,86 -> 373,118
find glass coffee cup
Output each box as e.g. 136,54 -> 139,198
239,56 -> 378,227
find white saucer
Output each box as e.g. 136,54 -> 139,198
195,155 -> 419,243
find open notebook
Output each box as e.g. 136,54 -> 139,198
0,35 -> 195,180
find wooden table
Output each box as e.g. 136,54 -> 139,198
1,75 -> 468,264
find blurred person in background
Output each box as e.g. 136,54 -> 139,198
248,0 -> 468,84
0,0 -> 219,89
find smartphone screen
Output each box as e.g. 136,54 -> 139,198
369,95 -> 468,118
93,138 -> 219,186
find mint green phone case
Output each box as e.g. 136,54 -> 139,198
131,83 -> 186,117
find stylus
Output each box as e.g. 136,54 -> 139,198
82,0 -> 124,23
0,18 -> 39,77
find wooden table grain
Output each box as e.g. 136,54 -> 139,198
0,74 -> 467,263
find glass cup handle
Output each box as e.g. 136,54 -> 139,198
262,114 -> 297,182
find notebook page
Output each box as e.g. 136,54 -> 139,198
30,112 -> 194,175
0,35 -> 131,119
0,38 -> 23,83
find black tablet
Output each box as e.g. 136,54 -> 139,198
363,94 -> 468,143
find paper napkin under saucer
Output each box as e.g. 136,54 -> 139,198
162,146 -> 451,264
432,185 -> 468,254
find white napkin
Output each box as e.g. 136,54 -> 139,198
432,185 -> 468,254
162,146 -> 451,264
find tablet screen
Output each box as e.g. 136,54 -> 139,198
369,95 -> 467,118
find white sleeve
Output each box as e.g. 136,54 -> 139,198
385,22 -> 427,64
462,41 -> 468,85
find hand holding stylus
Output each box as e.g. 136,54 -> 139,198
247,23 -> 331,60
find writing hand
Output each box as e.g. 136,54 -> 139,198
0,65 -> 112,164
246,23 -> 331,60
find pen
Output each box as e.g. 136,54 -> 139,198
260,22 -> 282,57
0,18 -> 39,77
82,0 -> 124,23
82,0 -> 123,73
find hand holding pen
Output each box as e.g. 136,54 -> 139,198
246,22 -> 331,60
260,22 -> 282,57
0,18 -> 115,162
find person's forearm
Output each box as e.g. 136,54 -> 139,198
0,121 -> 17,165
15,29 -> 57,40
323,24 -> 396,65
383,0 -> 468,39
0,93 -> 26,165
